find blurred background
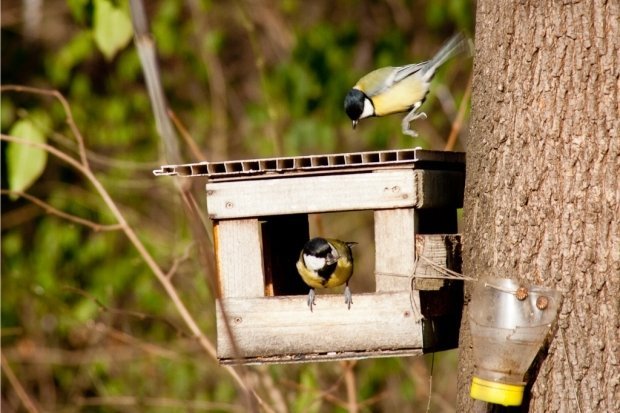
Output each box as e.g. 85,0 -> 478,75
2,0 -> 473,411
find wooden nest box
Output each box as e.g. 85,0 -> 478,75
154,149 -> 465,364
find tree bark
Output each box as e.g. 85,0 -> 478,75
457,1 -> 619,412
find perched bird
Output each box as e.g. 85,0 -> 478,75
344,33 -> 471,137
296,237 -> 356,311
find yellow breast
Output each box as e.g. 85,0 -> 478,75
296,256 -> 353,290
371,75 -> 428,116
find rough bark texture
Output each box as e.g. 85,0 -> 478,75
457,1 -> 619,412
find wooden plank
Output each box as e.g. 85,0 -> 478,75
206,170 -> 416,219
261,215 -> 309,296
413,234 -> 462,290
412,170 -> 465,209
220,348 -> 424,365
214,219 -> 264,298
374,208 -> 417,291
216,292 -> 423,360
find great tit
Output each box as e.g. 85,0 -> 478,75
344,33 -> 471,137
296,237 -> 356,312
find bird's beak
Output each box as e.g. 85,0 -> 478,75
352,120 -> 358,130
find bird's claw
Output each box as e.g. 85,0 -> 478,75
344,286 -> 353,310
401,111 -> 427,137
307,289 -> 316,312
402,127 -> 419,137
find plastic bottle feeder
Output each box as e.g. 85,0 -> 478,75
469,277 -> 562,406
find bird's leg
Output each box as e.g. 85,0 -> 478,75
307,288 -> 316,312
344,283 -> 353,310
401,103 -> 426,137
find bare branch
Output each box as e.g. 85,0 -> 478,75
168,108 -> 207,162
165,242 -> 195,280
0,133 -> 217,357
62,286 -> 186,336
1,353 -> 40,413
129,1 -> 181,165
75,395 -> 244,412
342,361 -> 359,413
1,189 -> 122,232
92,322 -> 182,360
444,74 -> 473,151
50,131 -> 160,170
1,84 -> 89,166
0,132 -> 267,411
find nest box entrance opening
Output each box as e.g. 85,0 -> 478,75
262,211 -> 376,298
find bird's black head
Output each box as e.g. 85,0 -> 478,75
303,237 -> 331,258
344,89 -> 366,122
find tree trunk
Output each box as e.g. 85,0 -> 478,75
457,1 -> 619,412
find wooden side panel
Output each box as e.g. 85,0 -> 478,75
413,234 -> 463,290
412,170 -> 465,209
214,219 -> 264,298
206,170 -> 415,219
216,292 -> 423,360
374,208 -> 417,291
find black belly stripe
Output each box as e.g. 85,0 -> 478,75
317,262 -> 337,284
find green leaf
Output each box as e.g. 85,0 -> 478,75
7,118 -> 48,199
93,0 -> 133,61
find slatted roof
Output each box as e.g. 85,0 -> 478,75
153,148 -> 465,182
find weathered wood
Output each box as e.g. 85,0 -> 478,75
413,234 -> 463,290
374,208 -> 417,291
216,292 -> 423,360
261,215 -> 309,296
206,170 -> 416,219
412,170 -> 464,209
214,219 -> 264,298
220,348 -> 424,365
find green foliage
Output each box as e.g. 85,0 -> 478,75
6,114 -> 50,199
93,0 -> 133,60
2,0 -> 473,410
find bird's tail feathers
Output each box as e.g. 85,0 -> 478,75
422,32 -> 472,81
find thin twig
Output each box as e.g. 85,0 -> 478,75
1,128 -> 269,412
1,189 -> 122,232
342,361 -> 359,413
1,353 -> 40,413
63,286 -> 186,335
50,131 -> 160,170
1,84 -> 88,166
444,73 -> 473,151
130,0 -> 181,165
165,242 -> 195,280
92,322 -> 182,360
3,338 -> 203,366
75,395 -> 244,412
186,0 -> 229,160
281,378 -> 348,411
1,132 -> 216,352
168,109 -> 208,161
130,0 -> 263,406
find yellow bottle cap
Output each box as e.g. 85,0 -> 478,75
470,376 -> 524,406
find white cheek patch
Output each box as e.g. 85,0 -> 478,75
303,254 -> 326,271
360,97 -> 375,119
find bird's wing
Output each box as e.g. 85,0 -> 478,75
356,66 -> 398,97
392,62 -> 428,83
357,63 -> 428,97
